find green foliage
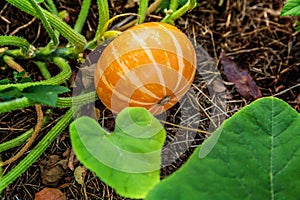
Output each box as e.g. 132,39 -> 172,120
73,0 -> 91,33
146,97 -> 300,200
0,57 -> 71,91
0,85 -> 69,106
0,87 -> 21,101
0,0 -> 199,196
281,0 -> 300,16
296,21 -> 300,31
156,0 -> 188,13
281,0 -> 300,31
13,71 -> 32,83
21,85 -> 70,106
70,107 -> 166,199
0,71 -> 32,85
161,0 -> 198,24
0,79 -> 10,85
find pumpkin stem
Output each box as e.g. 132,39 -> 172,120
158,96 -> 171,106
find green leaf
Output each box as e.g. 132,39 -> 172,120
20,77 -> 33,83
281,0 -> 300,16
70,107 -> 166,199
0,79 -> 10,85
13,71 -> 32,83
13,70 -> 25,82
21,85 -> 69,106
0,87 -> 21,100
156,0 -> 187,13
296,21 -> 300,31
146,97 -> 300,200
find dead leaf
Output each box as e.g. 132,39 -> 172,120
220,50 -> 262,100
40,155 -> 66,186
212,79 -> 227,93
74,166 -> 87,185
125,0 -> 139,8
77,65 -> 96,90
62,148 -> 71,158
67,149 -> 76,171
34,187 -> 66,200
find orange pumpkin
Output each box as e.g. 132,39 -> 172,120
94,22 -> 196,115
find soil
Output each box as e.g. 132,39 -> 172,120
0,0 -> 300,199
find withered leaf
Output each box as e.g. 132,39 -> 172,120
40,155 -> 66,186
74,166 -> 87,185
34,187 -> 66,200
220,51 -> 262,100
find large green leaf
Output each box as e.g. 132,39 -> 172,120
70,107 -> 166,199
146,97 -> 300,200
281,0 -> 300,16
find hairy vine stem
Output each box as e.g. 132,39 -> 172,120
28,0 -> 59,46
95,0 -> 109,42
137,0 -> 148,24
34,61 -> 52,80
0,106 -> 80,191
6,0 -> 86,50
0,105 -> 44,167
161,0 -> 197,24
0,57 -> 71,91
0,128 -> 33,153
0,92 -> 97,113
0,36 -> 30,54
74,0 -> 92,34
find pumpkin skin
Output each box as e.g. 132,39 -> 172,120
94,22 -> 196,115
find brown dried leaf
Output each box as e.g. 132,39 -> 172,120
40,155 -> 66,186
220,51 -> 262,100
212,79 -> 227,93
125,0 -> 139,8
34,187 -> 66,200
67,149 -> 76,171
74,166 -> 87,185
